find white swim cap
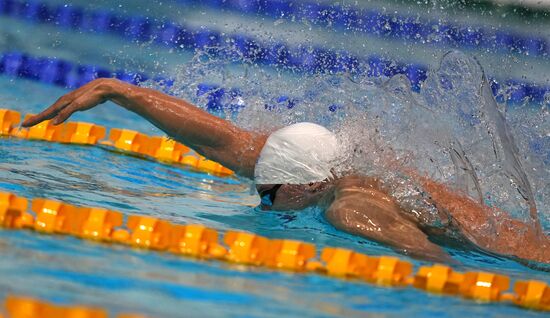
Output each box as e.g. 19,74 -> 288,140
254,122 -> 339,185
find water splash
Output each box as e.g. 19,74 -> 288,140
144,48 -> 549,237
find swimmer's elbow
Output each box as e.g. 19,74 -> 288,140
200,132 -> 267,179
325,198 -> 455,264
325,201 -> 356,231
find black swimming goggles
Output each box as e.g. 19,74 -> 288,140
259,184 -> 282,207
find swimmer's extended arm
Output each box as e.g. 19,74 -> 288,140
22,79 -> 267,178
326,177 -> 453,263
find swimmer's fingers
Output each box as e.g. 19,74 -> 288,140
51,92 -> 107,125
21,93 -> 76,127
22,79 -> 111,127
21,82 -> 92,127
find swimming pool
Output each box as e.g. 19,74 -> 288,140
1,1 -> 550,317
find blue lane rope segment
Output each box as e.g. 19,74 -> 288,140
0,49 -> 548,109
171,0 -> 549,58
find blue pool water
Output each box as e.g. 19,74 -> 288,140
1,0 -> 550,317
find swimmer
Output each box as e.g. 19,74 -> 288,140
22,78 -> 550,264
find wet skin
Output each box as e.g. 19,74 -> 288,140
23,78 -> 549,264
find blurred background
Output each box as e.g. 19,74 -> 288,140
1,0 -> 550,102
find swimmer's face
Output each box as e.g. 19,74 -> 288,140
256,181 -> 332,211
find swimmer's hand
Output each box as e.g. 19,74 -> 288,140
22,78 -> 267,178
22,78 -> 121,127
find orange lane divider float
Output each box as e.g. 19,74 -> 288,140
0,109 -> 233,177
460,271 -> 510,302
223,231 -> 269,265
413,264 -> 464,294
3,295 -> 149,318
170,224 -> 226,258
144,136 -> 189,162
59,122 -> 107,145
512,280 -> 550,310
265,239 -> 316,270
0,191 -> 549,312
0,110 -> 20,135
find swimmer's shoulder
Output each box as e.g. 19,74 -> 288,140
334,175 -> 382,192
332,175 -> 396,204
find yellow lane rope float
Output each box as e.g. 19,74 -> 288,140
1,108 -> 550,313
0,191 -> 549,314
0,109 -> 233,177
2,294 -> 149,318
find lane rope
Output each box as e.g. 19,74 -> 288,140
0,109 -> 234,177
1,294 -> 148,318
172,0 -> 550,58
0,191 -> 548,313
